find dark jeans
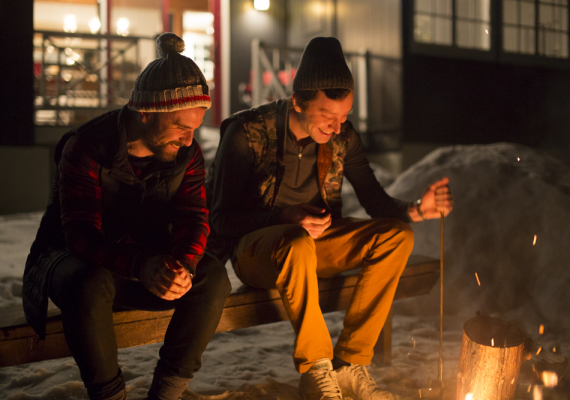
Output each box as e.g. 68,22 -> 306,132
49,252 -> 231,399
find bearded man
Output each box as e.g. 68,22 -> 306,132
206,37 -> 453,400
23,33 -> 231,400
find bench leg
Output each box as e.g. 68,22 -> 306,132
372,307 -> 392,365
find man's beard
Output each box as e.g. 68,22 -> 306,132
142,118 -> 182,162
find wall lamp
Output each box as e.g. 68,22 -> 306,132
254,0 -> 270,11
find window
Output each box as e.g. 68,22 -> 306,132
414,0 -> 491,50
415,0 -> 453,45
503,0 -> 568,58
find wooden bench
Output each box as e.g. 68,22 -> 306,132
0,255 -> 439,368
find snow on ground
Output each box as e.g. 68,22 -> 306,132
1,141 -> 569,399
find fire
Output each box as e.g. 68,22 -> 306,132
542,371 -> 558,388
533,385 -> 543,400
475,272 -> 481,286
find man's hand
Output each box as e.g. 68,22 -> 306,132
410,177 -> 454,222
139,255 -> 192,300
281,203 -> 332,239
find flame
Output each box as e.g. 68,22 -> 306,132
533,235 -> 537,246
542,371 -> 558,388
533,385 -> 543,400
539,324 -> 544,335
475,272 -> 481,286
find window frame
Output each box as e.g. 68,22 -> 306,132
406,0 -> 570,68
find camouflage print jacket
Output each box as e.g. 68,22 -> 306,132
205,99 -> 355,261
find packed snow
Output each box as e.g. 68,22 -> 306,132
0,141 -> 568,399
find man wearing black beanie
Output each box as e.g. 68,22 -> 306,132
206,37 -> 453,400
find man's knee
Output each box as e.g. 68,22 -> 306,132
193,253 -> 232,299
280,225 -> 316,255
276,225 -> 317,276
51,260 -> 115,312
367,218 -> 415,262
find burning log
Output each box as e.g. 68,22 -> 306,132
456,313 -> 531,400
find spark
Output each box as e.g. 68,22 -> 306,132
539,324 -> 544,335
533,235 -> 537,246
511,378 -> 515,384
536,346 -> 542,355
412,337 -> 416,348
491,338 -> 494,347
553,346 -> 556,352
485,29 -> 489,34
419,389 -> 422,398
517,157 -> 521,162
542,371 -> 558,388
528,384 -> 532,392
475,272 -> 481,286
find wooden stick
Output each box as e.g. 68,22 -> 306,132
439,211 -> 445,392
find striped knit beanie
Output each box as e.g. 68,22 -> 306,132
128,33 -> 211,112
293,37 -> 354,91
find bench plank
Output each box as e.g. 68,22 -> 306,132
0,255 -> 439,368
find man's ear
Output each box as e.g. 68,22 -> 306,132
291,93 -> 302,113
139,111 -> 152,124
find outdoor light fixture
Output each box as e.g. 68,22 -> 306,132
63,15 -> 77,33
254,0 -> 270,11
117,18 -> 130,36
89,17 -> 101,34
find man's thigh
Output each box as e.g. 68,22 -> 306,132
314,217 -> 409,278
233,224 -> 312,289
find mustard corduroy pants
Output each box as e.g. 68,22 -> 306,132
233,217 -> 414,373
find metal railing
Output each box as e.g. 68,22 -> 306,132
249,39 -> 402,143
34,30 -> 156,126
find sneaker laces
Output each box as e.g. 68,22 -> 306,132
347,364 -> 380,394
313,369 -> 343,399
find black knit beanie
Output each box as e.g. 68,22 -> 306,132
292,37 -> 354,91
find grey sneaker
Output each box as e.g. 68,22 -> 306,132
299,358 -> 346,400
336,364 -> 394,400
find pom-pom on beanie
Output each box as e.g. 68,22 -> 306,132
128,32 -> 211,112
292,37 -> 354,92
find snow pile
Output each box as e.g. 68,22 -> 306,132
387,142 -> 570,335
0,213 -> 41,308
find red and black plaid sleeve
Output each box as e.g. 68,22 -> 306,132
170,143 -> 209,274
59,136 -> 140,278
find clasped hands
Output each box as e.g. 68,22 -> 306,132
139,255 -> 192,300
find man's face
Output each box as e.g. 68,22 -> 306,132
292,90 -> 353,144
141,107 -> 206,162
